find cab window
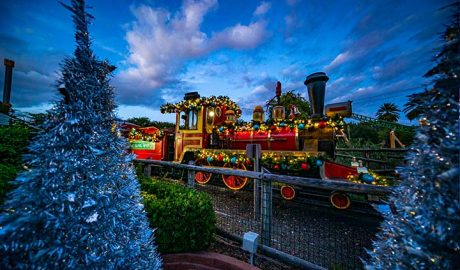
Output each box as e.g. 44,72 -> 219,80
180,110 -> 198,130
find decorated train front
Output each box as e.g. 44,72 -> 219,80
163,73 -> 353,181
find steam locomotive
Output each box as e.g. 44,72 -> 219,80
126,72 -> 380,210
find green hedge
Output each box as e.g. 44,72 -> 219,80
0,124 -> 31,205
140,177 -> 216,254
0,164 -> 17,205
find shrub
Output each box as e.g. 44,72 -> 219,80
0,124 -> 31,205
0,124 -> 31,166
0,164 -> 17,205
139,177 -> 216,254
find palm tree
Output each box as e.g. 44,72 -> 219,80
375,103 -> 401,122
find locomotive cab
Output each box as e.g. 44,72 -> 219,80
173,92 -> 240,162
174,93 -> 205,162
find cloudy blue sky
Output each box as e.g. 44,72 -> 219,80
0,0 -> 450,124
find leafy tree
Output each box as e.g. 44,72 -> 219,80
266,90 -> 311,120
0,1 -> 162,269
375,103 -> 401,122
368,2 -> 459,269
126,117 -> 152,127
347,123 -> 380,144
0,124 -> 31,205
126,117 -> 175,129
151,121 -> 175,129
28,112 -> 49,127
344,122 -> 415,148
404,90 -> 428,120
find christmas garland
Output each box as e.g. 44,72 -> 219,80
160,95 -> 241,118
346,170 -> 392,187
215,116 -> 345,134
193,149 -> 324,171
128,128 -> 164,142
193,149 -> 391,186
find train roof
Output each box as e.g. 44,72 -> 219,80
160,95 -> 241,118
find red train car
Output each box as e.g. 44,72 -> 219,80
120,123 -> 174,161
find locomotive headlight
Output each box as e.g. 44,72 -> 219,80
209,110 -> 215,117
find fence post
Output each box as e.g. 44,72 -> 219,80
187,160 -> 195,189
365,151 -> 370,167
254,151 -> 261,220
143,164 -> 152,177
246,144 -> 262,221
261,177 -> 272,246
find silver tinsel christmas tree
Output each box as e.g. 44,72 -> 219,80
0,0 -> 162,269
367,2 -> 460,269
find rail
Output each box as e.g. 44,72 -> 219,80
350,113 -> 414,132
335,148 -> 409,172
335,148 -> 409,152
135,159 -> 392,196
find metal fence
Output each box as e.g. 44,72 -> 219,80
137,160 -> 390,269
335,148 -> 408,175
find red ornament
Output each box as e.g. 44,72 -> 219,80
218,154 -> 224,161
301,162 -> 309,171
245,159 -> 252,166
229,128 -> 235,134
270,125 -> 277,132
318,121 -> 327,129
273,164 -> 280,170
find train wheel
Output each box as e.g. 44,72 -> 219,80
194,159 -> 212,184
330,191 -> 351,210
222,162 -> 248,190
280,185 -> 296,200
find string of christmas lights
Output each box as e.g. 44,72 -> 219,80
346,171 -> 392,187
160,96 -> 242,118
215,116 -> 345,134
192,149 -> 325,171
128,128 -> 164,142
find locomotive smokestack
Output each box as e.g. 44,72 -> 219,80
304,72 -> 329,118
3,59 -> 14,105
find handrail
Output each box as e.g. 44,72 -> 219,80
336,148 -> 409,152
134,159 -> 392,196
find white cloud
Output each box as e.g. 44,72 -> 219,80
115,0 -> 269,105
210,21 -> 268,50
251,85 -> 269,94
116,105 -> 176,122
325,51 -> 352,72
286,0 -> 299,6
329,85 -> 375,103
281,64 -> 303,79
254,2 -> 271,16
